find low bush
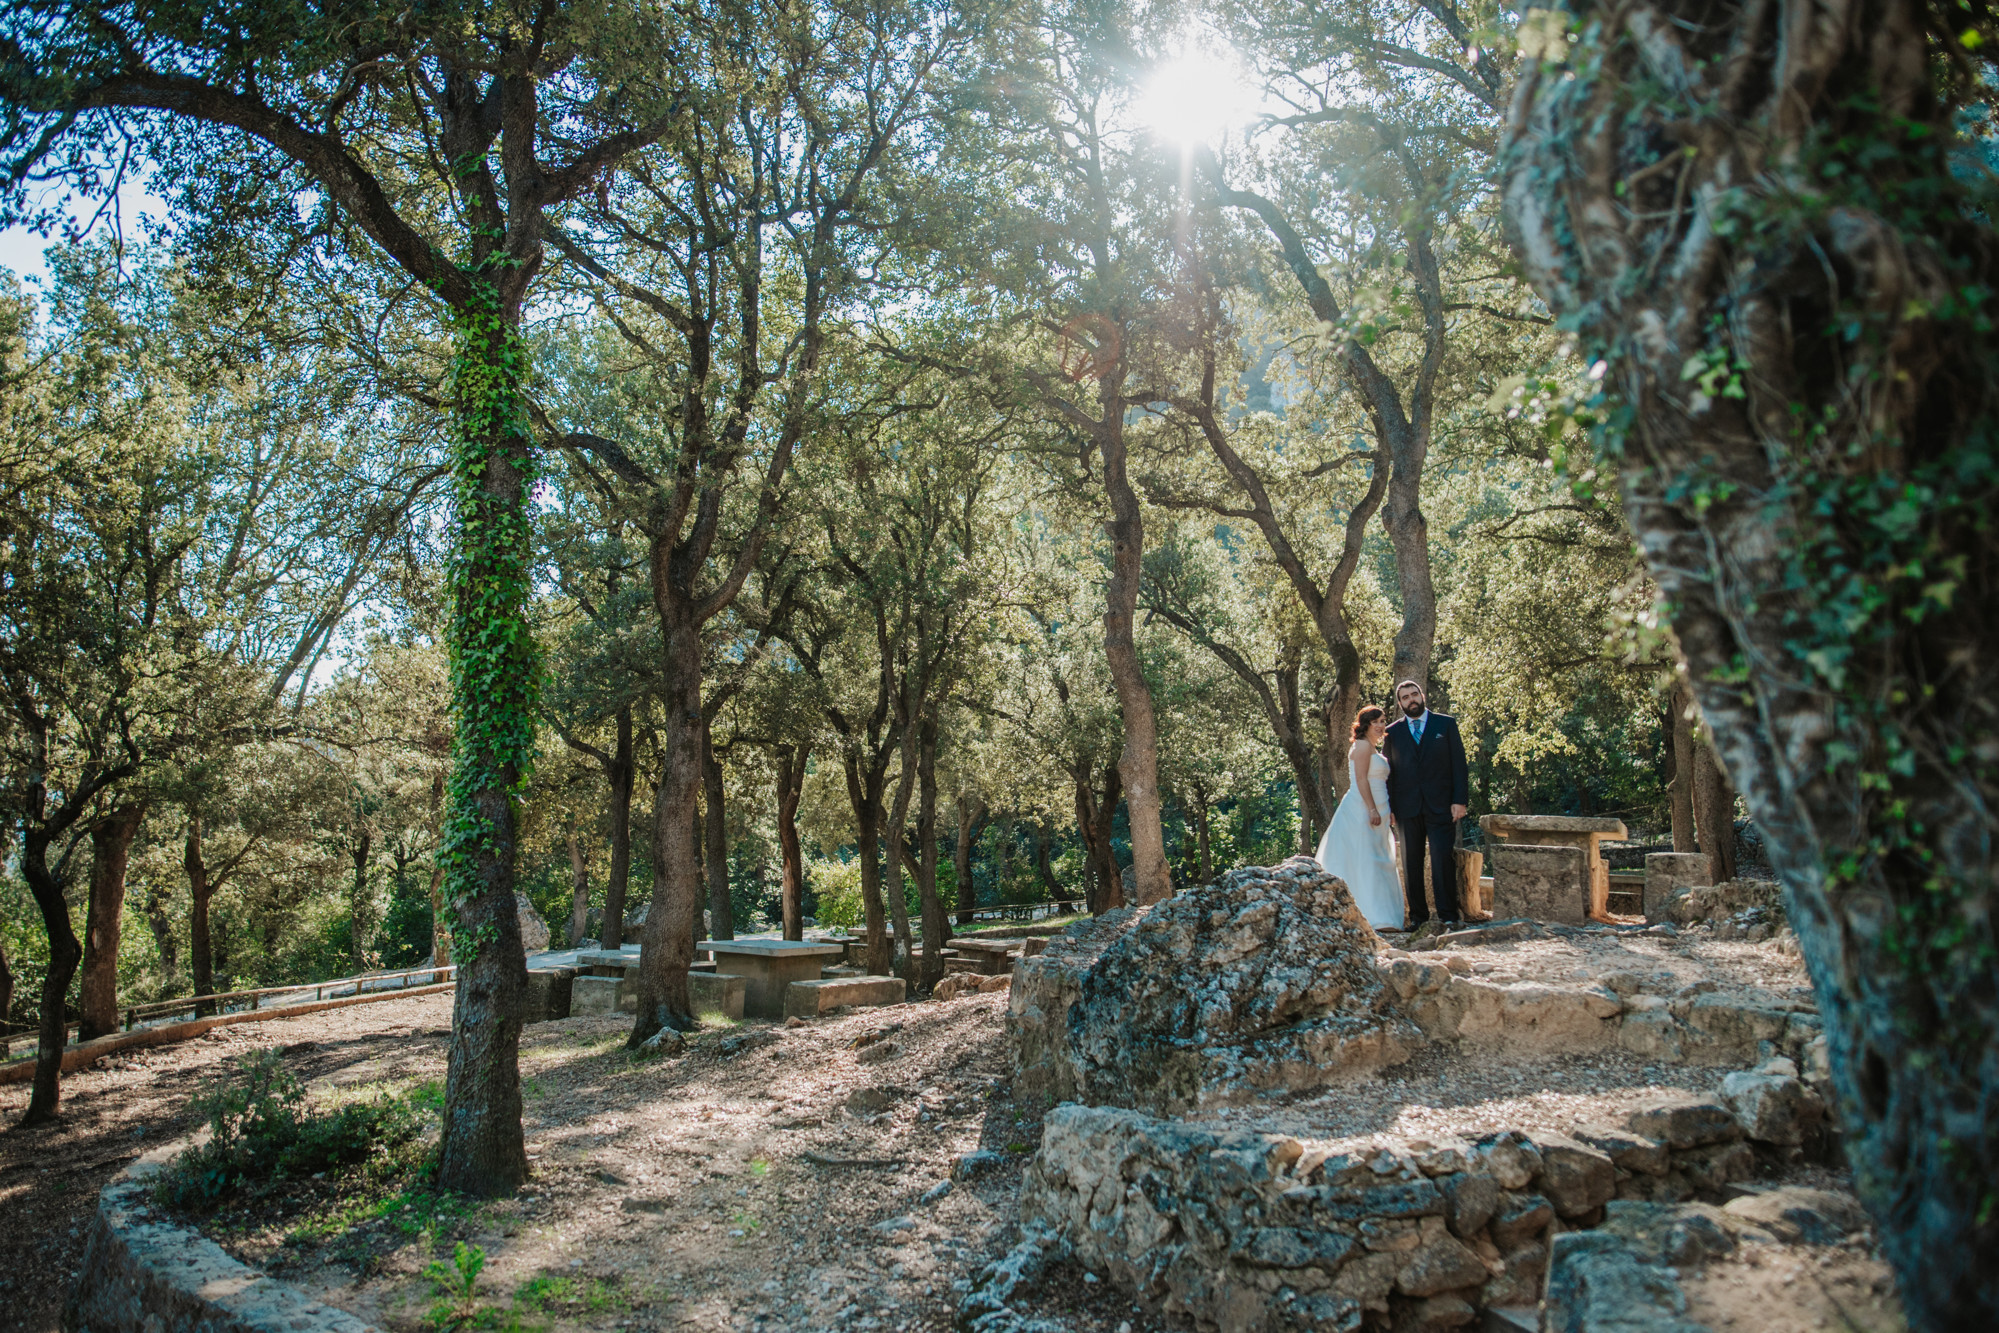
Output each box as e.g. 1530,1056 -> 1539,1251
156,1047 -> 428,1210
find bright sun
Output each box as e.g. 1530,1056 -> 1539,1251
1134,51 -> 1258,147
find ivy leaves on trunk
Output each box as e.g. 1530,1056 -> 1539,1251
1503,1 -> 1999,1322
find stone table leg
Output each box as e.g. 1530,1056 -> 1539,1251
711,954 -> 829,1019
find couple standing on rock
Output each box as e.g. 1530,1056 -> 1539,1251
1314,679 -> 1471,934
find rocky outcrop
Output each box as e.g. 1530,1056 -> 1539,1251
1009,859 -> 1418,1115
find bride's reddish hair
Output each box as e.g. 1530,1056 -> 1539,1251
1352,705 -> 1386,739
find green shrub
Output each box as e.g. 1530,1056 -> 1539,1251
156,1047 -> 427,1209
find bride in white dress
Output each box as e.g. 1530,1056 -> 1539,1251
1315,706 -> 1405,930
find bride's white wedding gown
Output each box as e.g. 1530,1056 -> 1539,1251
1316,749 -> 1405,930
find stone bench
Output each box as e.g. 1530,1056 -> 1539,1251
1481,814 -> 1627,917
569,970 -> 746,1020
784,975 -> 905,1019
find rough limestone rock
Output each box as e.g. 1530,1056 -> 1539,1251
1488,843 -> 1589,925
1720,1186 -> 1870,1244
1050,857 -> 1417,1114
1009,908 -> 1140,1104
1667,877 -> 1783,927
1625,1095 -> 1743,1149
516,893 -> 551,952
1541,1227 -> 1709,1333
1720,1063 -> 1826,1147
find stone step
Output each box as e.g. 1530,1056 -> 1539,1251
785,975 -> 905,1019
1482,1306 -> 1537,1333
1608,889 -> 1644,916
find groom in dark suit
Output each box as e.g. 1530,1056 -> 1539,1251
1383,680 -> 1470,927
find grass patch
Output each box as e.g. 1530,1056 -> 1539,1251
284,1180 -> 475,1244
514,1274 -> 637,1315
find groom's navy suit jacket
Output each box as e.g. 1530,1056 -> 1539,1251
1384,711 -> 1470,819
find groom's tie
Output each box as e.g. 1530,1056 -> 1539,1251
1412,716 -> 1424,745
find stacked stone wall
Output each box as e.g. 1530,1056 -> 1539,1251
1020,1063 -> 1829,1332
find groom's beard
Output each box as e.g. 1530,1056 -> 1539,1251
1402,702 -> 1424,718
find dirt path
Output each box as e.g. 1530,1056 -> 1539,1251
0,990 -> 1148,1333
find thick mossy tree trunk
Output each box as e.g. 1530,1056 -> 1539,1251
631,618 -> 703,1040
914,717 -> 950,991
435,281 -> 535,1197
601,707 -> 634,949
1097,376 -> 1171,907
567,834 -> 589,947
78,803 -> 145,1040
21,831 -> 78,1124
701,721 -> 733,940
1505,4 -> 1999,1322
775,745 -> 809,941
1668,682 -> 1698,854
952,796 -> 985,925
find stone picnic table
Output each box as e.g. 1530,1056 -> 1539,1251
810,933 -> 866,967
699,939 -> 844,1019
941,938 -> 1023,976
1479,814 -> 1628,920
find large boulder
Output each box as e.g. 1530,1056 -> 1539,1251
516,893 -> 551,952
1013,857 -> 1418,1115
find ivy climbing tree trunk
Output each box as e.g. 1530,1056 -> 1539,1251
435,280 -> 538,1197
1505,3 -> 1999,1322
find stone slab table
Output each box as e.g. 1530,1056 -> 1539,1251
1480,814 -> 1628,918
699,939 -> 843,1019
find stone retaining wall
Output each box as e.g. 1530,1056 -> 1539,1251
64,1141 -> 380,1333
1020,1067 -> 1828,1333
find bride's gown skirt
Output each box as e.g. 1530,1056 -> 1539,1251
1315,759 -> 1405,930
